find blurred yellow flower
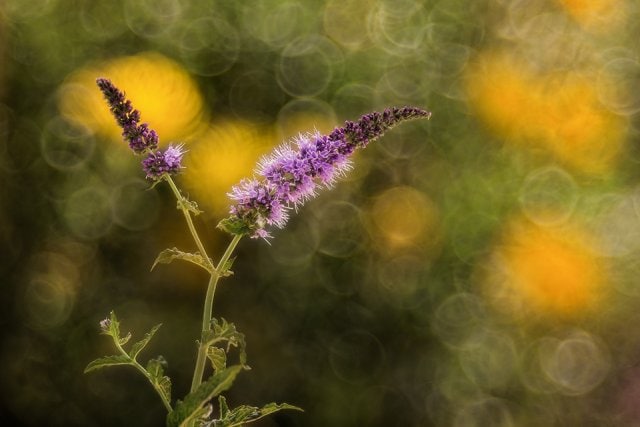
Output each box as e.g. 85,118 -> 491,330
58,51 -> 205,148
464,52 -> 627,174
180,119 -> 277,217
484,216 -> 607,319
556,0 -> 625,31
369,186 -> 440,252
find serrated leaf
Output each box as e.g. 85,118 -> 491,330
166,365 -> 242,427
147,357 -> 172,404
107,311 -> 121,339
217,401 -> 303,427
118,332 -> 132,346
178,198 -> 203,216
84,354 -> 132,373
129,323 -> 162,361
105,311 -> 133,347
207,346 -> 227,373
203,318 -> 247,368
218,395 -> 230,419
151,247 -> 213,273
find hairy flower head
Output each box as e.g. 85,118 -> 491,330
142,144 -> 186,181
220,106 -> 431,238
227,179 -> 288,239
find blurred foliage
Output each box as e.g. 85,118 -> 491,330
2,0 -> 640,426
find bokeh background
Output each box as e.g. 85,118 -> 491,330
2,0 -> 640,425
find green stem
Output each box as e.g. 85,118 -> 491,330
165,175 -> 213,270
190,234 -> 243,393
162,175 -> 243,394
113,341 -> 173,413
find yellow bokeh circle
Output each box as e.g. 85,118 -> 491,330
180,119 -> 277,217
59,51 -> 205,147
464,52 -> 628,174
484,216 -> 607,319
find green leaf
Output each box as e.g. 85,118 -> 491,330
219,257 -> 235,277
166,365 -> 242,427
105,311 -> 120,338
151,247 -> 213,273
84,354 -> 132,373
207,346 -> 227,373
217,217 -> 250,237
218,395 -> 230,419
178,198 -> 203,216
147,357 -> 172,405
203,318 -> 248,368
216,400 -> 303,427
104,311 -> 132,346
129,323 -> 162,361
118,332 -> 132,346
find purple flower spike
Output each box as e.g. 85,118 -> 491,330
220,106 -> 431,239
96,78 -> 159,154
329,106 -> 431,150
142,144 -> 186,181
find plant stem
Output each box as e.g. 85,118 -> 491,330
113,341 -> 173,413
165,175 -> 214,271
190,234 -> 243,393
163,175 -> 243,392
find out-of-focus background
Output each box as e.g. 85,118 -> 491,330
2,0 -> 640,425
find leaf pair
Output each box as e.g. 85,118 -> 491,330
85,312 -> 161,371
86,314 -> 301,426
151,247 -> 235,278
166,366 -> 302,427
166,318 -> 301,426
85,312 -> 172,410
203,318 -> 248,372
167,365 -> 241,427
152,247 -> 213,274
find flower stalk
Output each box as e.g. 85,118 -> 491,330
92,76 -> 430,426
190,233 -> 243,393
96,77 -> 244,400
165,176 -> 213,271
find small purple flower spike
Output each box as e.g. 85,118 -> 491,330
96,78 -> 159,154
220,106 -> 431,238
142,144 -> 186,181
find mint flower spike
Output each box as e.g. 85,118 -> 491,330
96,78 -> 185,182
221,106 -> 431,239
96,78 -> 159,154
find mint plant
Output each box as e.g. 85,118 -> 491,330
86,77 -> 430,426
